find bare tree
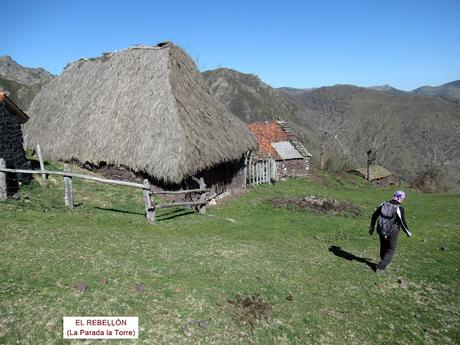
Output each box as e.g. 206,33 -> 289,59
411,116 -> 460,190
344,105 -> 398,179
313,102 -> 347,170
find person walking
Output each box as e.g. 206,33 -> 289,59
369,191 -> 412,271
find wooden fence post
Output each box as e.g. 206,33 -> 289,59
198,177 -> 207,214
257,162 -> 260,185
267,158 -> 271,182
36,144 -> 47,181
264,160 -> 268,183
249,156 -> 255,186
64,164 -> 73,209
143,179 -> 155,222
0,158 -> 6,200
261,161 -> 264,184
243,152 -> 249,188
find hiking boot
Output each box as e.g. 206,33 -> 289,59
376,262 -> 386,270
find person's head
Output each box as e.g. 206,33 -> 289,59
393,190 -> 406,203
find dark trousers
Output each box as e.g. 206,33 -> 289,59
377,232 -> 399,270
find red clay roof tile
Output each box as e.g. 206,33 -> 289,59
248,121 -> 290,159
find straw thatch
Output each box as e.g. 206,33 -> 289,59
349,165 -> 395,180
25,43 -> 257,184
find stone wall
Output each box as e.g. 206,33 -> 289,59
0,103 -> 28,170
276,159 -> 309,179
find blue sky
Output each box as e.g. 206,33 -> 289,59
2,0 -> 459,90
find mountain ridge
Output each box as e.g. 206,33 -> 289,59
1,56 -> 459,190
0,56 -> 54,110
203,67 -> 460,191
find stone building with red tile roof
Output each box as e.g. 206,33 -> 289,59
247,120 -> 311,179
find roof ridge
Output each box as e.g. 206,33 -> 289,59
276,121 -> 312,158
65,42 -> 173,70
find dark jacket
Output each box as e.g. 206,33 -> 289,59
370,199 -> 412,237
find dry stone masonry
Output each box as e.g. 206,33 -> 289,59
0,103 -> 28,170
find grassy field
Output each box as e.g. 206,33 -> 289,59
0,164 -> 459,344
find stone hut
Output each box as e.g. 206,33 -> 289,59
248,120 -> 311,179
0,92 -> 30,195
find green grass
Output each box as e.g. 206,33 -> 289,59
0,165 -> 459,344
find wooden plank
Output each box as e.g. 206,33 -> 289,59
143,179 -> 155,222
248,155 -> 253,186
0,158 -> 6,200
248,153 -> 253,186
156,200 -> 207,209
266,160 -> 269,183
36,144 -> 47,180
243,152 -> 249,188
261,161 -> 264,184
64,164 -> 73,209
266,160 -> 270,183
153,188 -> 210,195
257,162 -> 260,185
264,160 -> 267,183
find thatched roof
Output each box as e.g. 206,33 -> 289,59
349,165 -> 395,180
25,43 -> 257,183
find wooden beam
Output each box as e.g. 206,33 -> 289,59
0,159 -> 6,200
0,168 -> 145,189
153,188 -> 210,195
64,164 -> 73,209
36,144 -> 47,181
143,179 -> 155,222
156,201 -> 207,209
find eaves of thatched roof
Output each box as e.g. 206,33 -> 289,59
25,43 -> 257,184
349,165 -> 395,180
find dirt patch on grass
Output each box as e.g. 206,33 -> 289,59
227,294 -> 271,330
267,195 -> 362,216
305,172 -> 330,186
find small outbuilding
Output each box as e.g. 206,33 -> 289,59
247,120 -> 311,179
348,165 -> 399,187
0,92 -> 30,195
25,43 -> 257,194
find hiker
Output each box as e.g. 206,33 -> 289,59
369,191 -> 412,271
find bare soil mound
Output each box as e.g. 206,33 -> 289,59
227,294 -> 271,330
267,195 -> 361,217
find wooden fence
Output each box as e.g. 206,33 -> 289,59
245,156 -> 276,186
0,157 -> 209,223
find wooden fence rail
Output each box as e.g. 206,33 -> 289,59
0,158 -> 208,222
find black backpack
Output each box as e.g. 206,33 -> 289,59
377,202 -> 400,237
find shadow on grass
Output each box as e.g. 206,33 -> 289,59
328,245 -> 376,271
156,208 -> 195,221
95,207 -> 144,216
94,206 -> 196,221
